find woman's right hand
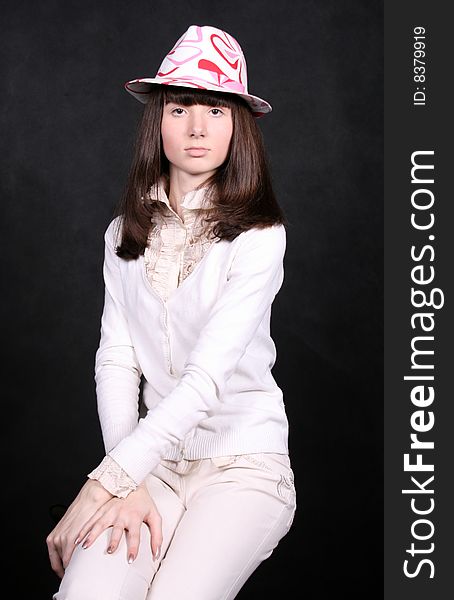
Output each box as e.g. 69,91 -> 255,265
46,478 -> 114,578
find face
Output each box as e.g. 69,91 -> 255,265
161,101 -> 233,182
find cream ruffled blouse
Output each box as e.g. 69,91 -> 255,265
88,179 -> 217,496
143,179 -> 217,302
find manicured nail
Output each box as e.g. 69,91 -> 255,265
82,540 -> 90,549
153,546 -> 161,561
107,546 -> 113,554
128,554 -> 135,564
74,537 -> 80,545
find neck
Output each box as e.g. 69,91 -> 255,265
167,167 -> 214,215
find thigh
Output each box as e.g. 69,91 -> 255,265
147,453 -> 297,600
53,468 -> 187,600
53,523 -> 154,600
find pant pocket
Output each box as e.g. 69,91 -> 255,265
240,453 -> 296,505
210,455 -> 239,468
241,453 -> 293,478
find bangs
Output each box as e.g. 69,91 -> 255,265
162,85 -> 246,109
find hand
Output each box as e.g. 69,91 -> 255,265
46,478 -> 113,578
75,483 -> 163,565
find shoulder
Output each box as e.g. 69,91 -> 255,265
104,215 -> 125,249
254,223 -> 286,243
227,224 -> 286,276
236,224 -> 286,257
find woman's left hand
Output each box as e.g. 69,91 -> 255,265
76,484 -> 163,564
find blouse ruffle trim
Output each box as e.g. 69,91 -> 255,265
87,454 -> 137,498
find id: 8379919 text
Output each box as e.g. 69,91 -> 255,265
413,26 -> 426,106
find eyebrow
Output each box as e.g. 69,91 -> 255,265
165,102 -> 230,109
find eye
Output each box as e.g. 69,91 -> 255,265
210,108 -> 224,116
171,107 -> 185,115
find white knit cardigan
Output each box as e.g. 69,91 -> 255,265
95,200 -> 290,485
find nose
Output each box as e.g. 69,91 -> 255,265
188,110 -> 206,138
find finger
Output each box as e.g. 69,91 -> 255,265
80,505 -> 118,549
47,544 -> 65,579
61,539 -> 77,570
145,514 -> 163,560
48,531 -> 75,571
107,525 -> 125,554
125,524 -> 141,563
81,520 -> 106,549
75,521 -> 92,545
76,507 -> 106,545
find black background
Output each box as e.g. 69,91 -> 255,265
1,1 -> 383,597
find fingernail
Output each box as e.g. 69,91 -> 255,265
153,546 -> 161,561
128,554 -> 135,564
74,537 -> 80,545
82,540 -> 89,549
107,546 -> 113,554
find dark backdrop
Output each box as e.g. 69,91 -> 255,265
1,1 -> 383,597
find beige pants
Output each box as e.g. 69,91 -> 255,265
53,452 -> 297,600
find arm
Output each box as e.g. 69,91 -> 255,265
94,217 -> 143,453
109,223 -> 287,484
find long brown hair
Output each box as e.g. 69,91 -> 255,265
114,85 -> 288,259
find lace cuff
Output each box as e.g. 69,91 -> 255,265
87,455 -> 137,498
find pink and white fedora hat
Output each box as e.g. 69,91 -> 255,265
124,24 -> 272,118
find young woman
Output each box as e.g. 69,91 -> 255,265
47,24 -> 297,599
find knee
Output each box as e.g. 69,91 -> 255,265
53,578 -> 100,600
54,524 -> 154,600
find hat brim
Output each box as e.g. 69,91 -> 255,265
124,78 -> 272,118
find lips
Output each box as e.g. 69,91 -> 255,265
185,147 -> 210,157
